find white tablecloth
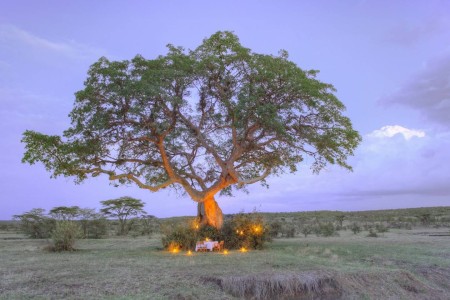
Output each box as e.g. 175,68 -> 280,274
195,241 -> 218,251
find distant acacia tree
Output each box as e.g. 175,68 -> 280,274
14,208 -> 55,238
21,31 -> 361,229
78,208 -> 108,238
100,196 -> 146,235
49,206 -> 80,221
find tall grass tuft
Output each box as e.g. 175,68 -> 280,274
50,221 -> 82,251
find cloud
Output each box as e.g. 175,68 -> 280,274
0,24 -> 106,60
380,52 -> 450,128
223,125 -> 450,212
368,125 -> 425,140
343,126 -> 450,198
383,15 -> 449,46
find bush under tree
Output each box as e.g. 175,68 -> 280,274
162,211 -> 271,251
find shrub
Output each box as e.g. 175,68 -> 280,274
350,223 -> 361,235
78,208 -> 108,239
198,224 -> 222,241
269,221 -> 282,237
335,214 -> 345,229
301,225 -> 313,237
227,211 -> 271,249
14,208 -> 55,238
375,223 -> 389,233
367,229 -> 378,238
51,221 -> 82,251
161,223 -> 197,251
161,212 -> 271,251
282,226 -> 296,238
139,215 -> 159,236
84,218 -> 108,238
314,222 -> 337,237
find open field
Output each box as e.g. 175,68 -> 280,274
1,227 -> 449,299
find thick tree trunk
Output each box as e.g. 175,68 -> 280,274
197,196 -> 223,229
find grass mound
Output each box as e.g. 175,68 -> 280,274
204,269 -> 450,300
204,271 -> 341,300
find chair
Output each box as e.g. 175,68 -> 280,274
213,241 -> 224,252
196,242 -> 207,252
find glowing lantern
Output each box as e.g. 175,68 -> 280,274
240,247 -> 247,252
223,249 -> 229,255
187,250 -> 192,256
168,242 -> 180,253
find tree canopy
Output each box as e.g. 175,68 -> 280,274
100,196 -> 146,235
49,206 -> 80,221
22,31 -> 361,228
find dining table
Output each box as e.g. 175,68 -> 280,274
195,241 -> 218,251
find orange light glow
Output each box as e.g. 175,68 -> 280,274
223,249 -> 229,255
240,247 -> 247,252
168,242 -> 180,253
239,230 -> 244,235
187,250 -> 192,256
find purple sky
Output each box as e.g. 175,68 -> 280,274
1,1 -> 449,219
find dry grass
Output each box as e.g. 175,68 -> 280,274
204,271 -> 341,299
204,268 -> 450,300
0,228 -> 449,299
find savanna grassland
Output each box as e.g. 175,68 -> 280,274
1,207 -> 450,300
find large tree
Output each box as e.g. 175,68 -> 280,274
22,31 -> 361,229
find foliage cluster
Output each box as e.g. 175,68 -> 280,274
100,197 -> 146,235
14,208 -> 55,238
162,211 -> 271,251
14,197 -> 150,251
50,221 -> 83,251
350,222 -> 361,234
313,222 -> 338,237
14,207 -> 107,240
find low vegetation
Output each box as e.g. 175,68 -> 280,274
1,224 -> 449,299
161,211 -> 271,251
2,206 -> 449,298
49,221 -> 82,251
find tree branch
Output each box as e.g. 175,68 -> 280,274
237,168 -> 271,187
